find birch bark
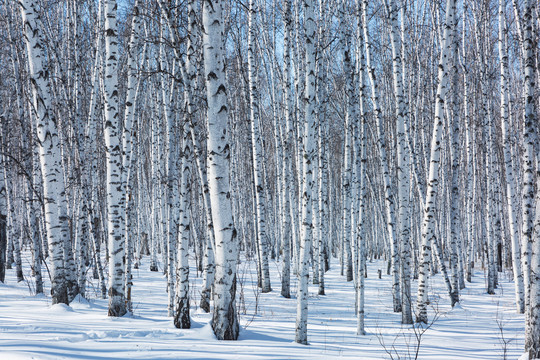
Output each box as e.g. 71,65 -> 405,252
295,0 -> 317,345
342,17 -> 354,283
0,157 -> 6,283
386,0 -> 413,320
522,0 -> 539,355
415,0 -> 456,323
174,0 -> 197,329
248,0 -> 271,293
361,0 -> 401,312
447,11 -> 460,306
355,0 -> 366,334
519,0 -> 536,313
103,0 -> 126,317
280,0 -> 293,299
123,0 -> 142,313
203,0 -> 239,340
20,0 -> 69,305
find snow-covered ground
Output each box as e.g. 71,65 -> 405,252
0,251 -> 525,359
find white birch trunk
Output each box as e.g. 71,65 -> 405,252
192,128 -> 216,312
202,0 -> 239,340
295,0 -> 317,345
529,159 -> 540,359
361,0 -> 401,312
124,0 -> 142,313
342,22 -> 354,283
519,0 -> 536,312
355,0 -> 367,333
522,0 -> 539,355
20,0 -> 69,305
103,0 -> 126,317
415,0 -> 456,324
174,0 -> 197,328
248,0 -> 271,293
461,10 -> 475,282
386,0 -> 412,321
280,0 -> 293,299
316,48 -> 328,295
498,0 -> 525,314
357,88 -> 367,336
157,4 -> 176,318
0,156 -> 6,283
447,13 -> 460,306
175,146 -> 191,328
150,98 -> 160,273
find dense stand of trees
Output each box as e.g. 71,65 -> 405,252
0,0 -> 539,356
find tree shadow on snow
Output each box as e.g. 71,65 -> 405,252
239,328 -> 290,343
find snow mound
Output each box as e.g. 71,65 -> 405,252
198,322 -> 217,341
72,294 -> 89,304
48,303 -> 74,313
70,294 -> 92,309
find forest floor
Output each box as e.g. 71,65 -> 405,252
0,251 -> 526,359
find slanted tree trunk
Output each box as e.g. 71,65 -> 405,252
415,0 -> 456,324
361,0 -> 401,312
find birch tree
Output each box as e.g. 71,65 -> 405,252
415,0 -> 456,324
202,0 -> 239,341
498,0 -> 525,314
174,0 -> 198,329
280,0 -> 293,299
521,0 -> 539,355
123,0 -> 142,312
248,0 -> 271,293
295,0 -> 317,345
361,0 -> 401,312
341,5 -> 354,283
20,0 -> 69,305
447,5 -> 460,306
103,0 -> 126,317
385,0 -> 413,320
529,160 -> 540,359
354,0 -> 367,334
0,157 -> 6,283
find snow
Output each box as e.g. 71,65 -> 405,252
0,252 -> 526,359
